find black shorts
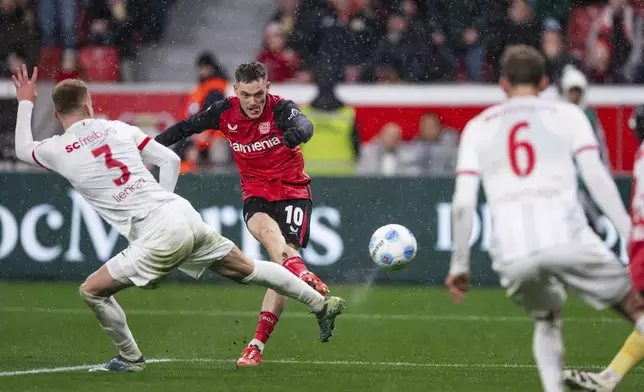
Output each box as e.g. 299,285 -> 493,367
243,197 -> 313,248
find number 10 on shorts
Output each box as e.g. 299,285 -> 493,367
285,205 -> 304,227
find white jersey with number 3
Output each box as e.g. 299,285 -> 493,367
31,119 -> 180,239
456,96 -> 600,262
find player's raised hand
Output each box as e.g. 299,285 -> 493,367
12,64 -> 38,103
445,273 -> 470,303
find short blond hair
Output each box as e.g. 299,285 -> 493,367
52,79 -> 89,115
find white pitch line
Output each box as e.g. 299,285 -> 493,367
0,359 -> 173,377
0,306 -> 626,324
0,357 -> 609,377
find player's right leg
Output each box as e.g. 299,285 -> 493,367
80,263 -> 145,372
178,223 -> 345,346
494,257 -> 567,392
208,246 -> 344,343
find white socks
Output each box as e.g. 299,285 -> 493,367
533,318 -> 565,392
80,288 -> 142,362
242,259 -> 325,313
249,339 -> 265,353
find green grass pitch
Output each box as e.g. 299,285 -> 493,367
0,282 -> 643,391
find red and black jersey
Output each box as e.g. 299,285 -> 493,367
156,93 -> 313,202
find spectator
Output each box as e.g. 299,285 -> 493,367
37,0 -> 77,51
343,0 -> 389,82
429,0 -> 506,82
489,0 -> 542,80
0,0 -> 37,77
180,141 -> 200,174
559,65 -> 609,163
300,75 -> 359,175
541,22 -> 581,86
586,0 -> 644,83
257,23 -> 300,82
368,11 -> 456,83
357,122 -> 403,176
178,52 -> 229,167
290,0 -> 359,83
356,122 -> 424,176
369,12 -> 414,83
271,0 -> 299,34
83,0 -> 131,58
559,65 -> 611,234
407,114 -> 459,176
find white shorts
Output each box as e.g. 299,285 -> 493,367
106,199 -> 235,288
493,233 -> 632,318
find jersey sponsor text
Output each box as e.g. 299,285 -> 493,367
229,136 -> 281,154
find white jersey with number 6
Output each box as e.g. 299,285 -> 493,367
456,96 -> 600,262
30,119 -> 180,239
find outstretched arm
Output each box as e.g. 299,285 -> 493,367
155,98 -> 231,147
274,100 -> 314,148
13,65 -> 50,168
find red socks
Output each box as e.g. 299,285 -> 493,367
250,257 -> 307,347
254,311 -> 279,344
282,256 -> 309,278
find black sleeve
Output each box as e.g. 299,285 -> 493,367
155,98 -> 231,147
273,99 -> 314,143
202,90 -> 225,111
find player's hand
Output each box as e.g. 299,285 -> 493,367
12,64 -> 38,103
283,127 -> 305,148
445,273 -> 470,303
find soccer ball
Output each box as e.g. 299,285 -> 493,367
369,224 -> 417,270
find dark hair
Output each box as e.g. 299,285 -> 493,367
52,79 -> 89,115
196,51 -> 228,79
500,45 -> 546,87
235,61 -> 268,83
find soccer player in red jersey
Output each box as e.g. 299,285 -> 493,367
155,61 -> 336,367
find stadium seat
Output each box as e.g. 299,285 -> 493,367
78,46 -> 121,82
38,46 -> 62,81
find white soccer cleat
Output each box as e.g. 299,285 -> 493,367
564,370 -> 615,392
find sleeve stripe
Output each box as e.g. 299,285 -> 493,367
456,170 -> 479,176
31,148 -> 52,171
575,145 -> 599,155
138,136 -> 151,150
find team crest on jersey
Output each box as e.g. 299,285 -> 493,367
259,121 -> 271,134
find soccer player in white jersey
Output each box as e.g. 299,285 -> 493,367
11,65 -> 345,372
444,45 -> 644,392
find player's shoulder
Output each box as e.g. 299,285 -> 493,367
212,96 -> 234,109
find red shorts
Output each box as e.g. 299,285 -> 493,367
241,179 -> 312,202
630,254 -> 644,292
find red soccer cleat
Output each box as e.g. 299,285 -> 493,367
236,345 -> 263,367
301,271 -> 329,296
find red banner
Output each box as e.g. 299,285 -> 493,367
90,89 -> 639,173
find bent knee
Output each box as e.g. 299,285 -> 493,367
80,281 -> 100,297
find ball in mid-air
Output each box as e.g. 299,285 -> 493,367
369,224 -> 417,270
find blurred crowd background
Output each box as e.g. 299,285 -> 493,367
0,0 -> 643,176
2,0 -> 644,84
